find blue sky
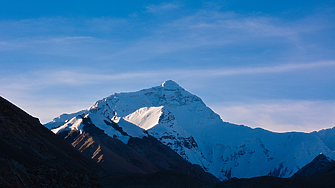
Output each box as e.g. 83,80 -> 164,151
1,0 -> 334,132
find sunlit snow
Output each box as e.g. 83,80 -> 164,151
46,80 -> 335,180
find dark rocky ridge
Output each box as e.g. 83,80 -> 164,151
293,153 -> 335,177
0,96 -> 104,187
215,153 -> 335,188
58,115 -> 220,187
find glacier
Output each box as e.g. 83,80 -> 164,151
46,80 -> 335,180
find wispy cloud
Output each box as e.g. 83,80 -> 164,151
1,6 -> 334,129
211,100 -> 335,133
164,11 -> 326,39
1,61 -> 333,91
1,10 -> 333,65
40,36 -> 95,43
146,3 -> 181,13
204,61 -> 335,76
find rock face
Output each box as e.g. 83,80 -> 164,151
0,96 -> 103,188
56,114 -> 219,185
46,80 -> 335,180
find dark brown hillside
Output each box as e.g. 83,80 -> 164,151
0,96 -> 104,187
61,129 -> 160,174
127,135 -> 218,184
59,115 -> 220,187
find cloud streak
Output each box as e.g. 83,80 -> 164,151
206,61 -> 335,76
1,61 -> 334,91
212,100 -> 335,132
1,9 -> 332,63
146,3 -> 181,13
1,5 -> 334,130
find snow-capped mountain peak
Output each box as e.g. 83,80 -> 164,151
161,80 -> 183,89
87,80 -> 207,119
45,80 -> 335,180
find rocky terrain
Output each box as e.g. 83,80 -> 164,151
0,96 -> 103,187
57,114 -> 219,185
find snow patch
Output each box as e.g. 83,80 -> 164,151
123,106 -> 163,130
51,116 -> 84,134
87,114 -> 131,144
45,110 -> 87,129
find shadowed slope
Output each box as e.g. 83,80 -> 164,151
0,96 -> 104,187
293,153 -> 334,177
58,115 -> 220,186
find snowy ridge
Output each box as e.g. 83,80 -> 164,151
123,106 -> 163,130
51,113 -> 145,144
46,80 -> 335,180
52,115 -> 84,134
311,127 -> 335,151
120,106 -> 209,167
45,110 -> 87,129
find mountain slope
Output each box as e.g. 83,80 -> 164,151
54,113 -> 219,185
0,96 -> 103,187
293,153 -> 335,177
45,80 -> 335,180
311,127 -> 335,151
216,154 -> 335,188
44,109 -> 88,129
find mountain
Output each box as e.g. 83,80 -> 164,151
215,154 -> 335,188
0,96 -> 103,188
44,109 -> 88,129
311,127 -> 335,151
52,112 -> 219,186
45,80 -> 335,180
0,96 -> 218,188
293,153 -> 335,177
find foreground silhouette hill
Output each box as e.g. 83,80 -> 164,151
0,96 -> 104,187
